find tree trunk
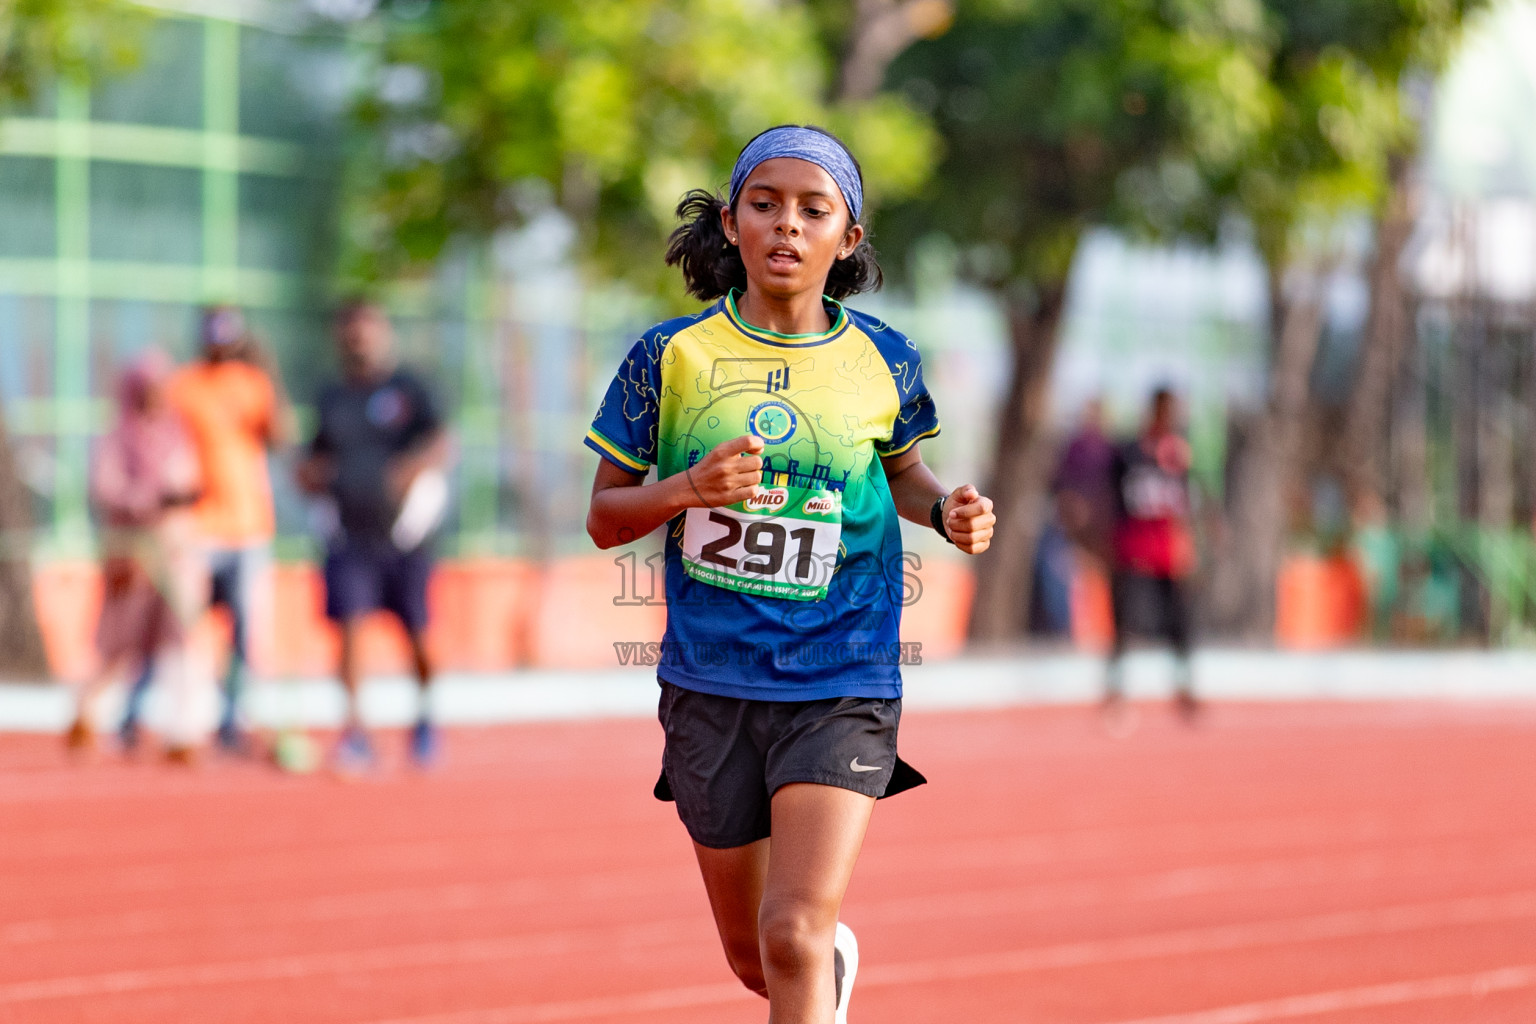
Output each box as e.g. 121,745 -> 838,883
967,282 -> 1067,644
1342,157 -> 1418,513
1392,306 -> 1433,534
0,397 -> 49,679
1205,267 -> 1328,640
837,0 -> 955,102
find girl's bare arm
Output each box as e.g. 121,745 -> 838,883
880,444 -> 996,555
587,434 -> 766,549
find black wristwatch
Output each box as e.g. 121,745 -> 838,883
930,496 -> 954,544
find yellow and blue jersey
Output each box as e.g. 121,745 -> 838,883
585,291 -> 940,701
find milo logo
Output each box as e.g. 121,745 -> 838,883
802,494 -> 837,515
744,488 -> 789,512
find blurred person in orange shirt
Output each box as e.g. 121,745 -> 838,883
1105,387 -> 1199,728
169,306 -> 290,752
70,350 -> 208,758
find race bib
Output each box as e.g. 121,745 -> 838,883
681,488 -> 841,601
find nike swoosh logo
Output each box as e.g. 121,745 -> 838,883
849,758 -> 882,773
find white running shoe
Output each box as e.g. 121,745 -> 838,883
834,921 -> 859,1024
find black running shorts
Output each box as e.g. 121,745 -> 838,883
1109,569 -> 1192,658
655,680 -> 926,850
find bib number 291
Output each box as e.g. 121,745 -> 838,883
698,512 -> 818,578
681,506 -> 840,601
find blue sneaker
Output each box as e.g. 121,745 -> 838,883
118,716 -> 141,752
216,720 -> 252,756
409,718 -> 439,768
332,727 -> 376,776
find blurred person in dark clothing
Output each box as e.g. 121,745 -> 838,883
1051,396 -> 1117,568
1106,387 -> 1198,727
296,300 -> 450,772
1036,399 -> 1115,639
71,351 -> 207,757
169,306 -> 289,753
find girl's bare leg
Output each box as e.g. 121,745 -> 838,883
692,784 -> 875,1022
759,784 -> 874,1023
693,838 -> 771,996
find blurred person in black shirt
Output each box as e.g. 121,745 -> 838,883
296,300 -> 450,772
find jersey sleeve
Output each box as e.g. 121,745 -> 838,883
874,335 -> 941,457
585,334 -> 664,474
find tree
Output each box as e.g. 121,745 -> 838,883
0,0 -> 140,100
1202,0 -> 1481,639
0,0 -> 145,679
344,0 -> 941,293
1335,2 -> 1478,521
807,0 -> 956,102
881,0 -> 1481,644
881,0 -> 1274,642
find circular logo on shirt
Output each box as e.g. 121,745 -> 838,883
366,387 -> 409,428
747,401 -> 797,444
682,388 -> 824,530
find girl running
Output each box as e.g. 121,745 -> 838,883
584,125 -> 995,1023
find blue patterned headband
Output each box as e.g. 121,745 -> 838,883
728,126 -> 863,223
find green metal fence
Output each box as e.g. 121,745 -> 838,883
0,11 -> 589,561
1,14 -> 333,554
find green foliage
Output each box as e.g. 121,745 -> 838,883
881,0 -> 1275,287
883,0 -> 1481,288
344,0 -> 1481,298
0,0 -> 145,107
1225,0 -> 1481,267
345,0 -> 938,296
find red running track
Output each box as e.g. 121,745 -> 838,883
5,699 -> 1536,1024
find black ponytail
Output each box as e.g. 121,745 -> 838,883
665,190 -> 746,301
663,189 -> 884,302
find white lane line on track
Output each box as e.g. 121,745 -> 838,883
1087,963 -> 1536,1024
859,839 -> 1536,932
850,889 -> 1536,987
5,806 -> 1496,908
367,982 -> 757,1024
10,888 -> 1536,1011
0,919 -> 705,1004
359,959 -> 1536,1024
0,867 -> 681,945
11,834 -> 1531,951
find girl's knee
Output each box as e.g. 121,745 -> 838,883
757,898 -> 835,973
